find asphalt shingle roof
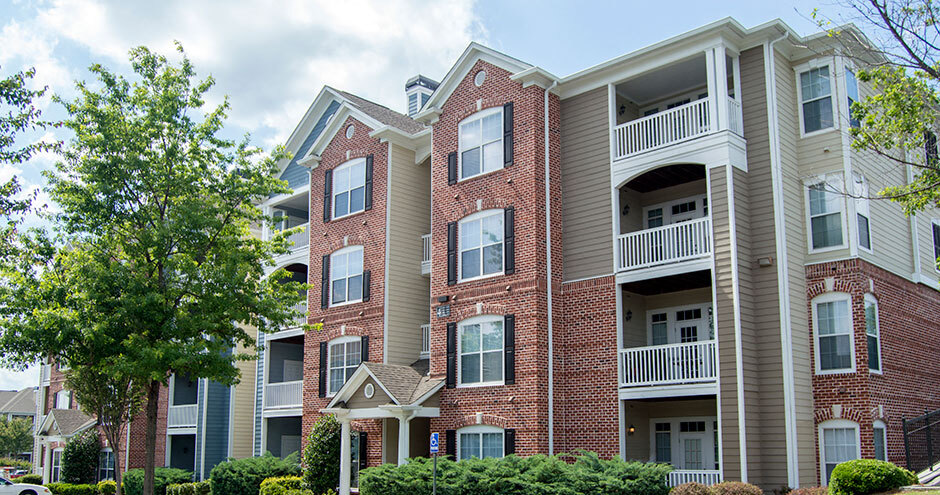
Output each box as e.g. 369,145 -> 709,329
333,89 -> 426,135
46,408 -> 96,436
361,362 -> 442,405
0,388 -> 35,415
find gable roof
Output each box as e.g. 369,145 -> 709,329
0,388 -> 35,415
334,89 -> 425,135
37,408 -> 96,438
326,361 -> 443,409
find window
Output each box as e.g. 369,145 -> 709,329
328,337 -> 361,395
655,423 -> 671,463
330,246 -> 363,306
51,448 -> 63,482
865,295 -> 882,373
332,159 -> 366,219
813,294 -> 854,373
933,221 -> 940,270
647,208 -> 664,228
55,390 -> 71,409
846,69 -> 860,128
855,174 -> 871,252
350,432 -> 361,488
457,425 -> 504,460
651,313 -> 668,346
820,420 -> 860,485
459,210 -> 503,281
807,175 -> 845,251
98,449 -> 114,481
800,66 -> 834,134
458,316 -> 504,386
459,108 -> 503,180
874,420 -> 887,461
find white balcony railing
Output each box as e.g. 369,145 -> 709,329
420,324 -> 431,359
287,300 -> 308,328
617,217 -> 711,272
668,470 -> 722,487
727,97 -> 743,135
619,340 -> 717,388
421,234 -> 431,275
286,223 -> 309,249
168,404 -> 197,428
264,380 -> 303,409
614,98 -> 711,159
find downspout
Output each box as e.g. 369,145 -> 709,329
544,80 -> 558,454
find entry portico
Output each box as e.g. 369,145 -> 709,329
322,361 -> 443,495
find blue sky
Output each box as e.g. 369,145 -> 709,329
0,0 -> 855,391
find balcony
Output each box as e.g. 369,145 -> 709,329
668,470 -> 722,487
168,404 -> 197,428
288,300 -> 308,329
264,380 -> 302,409
285,223 -> 309,250
421,234 -> 431,275
617,217 -> 711,272
619,340 -> 716,388
420,324 -> 430,359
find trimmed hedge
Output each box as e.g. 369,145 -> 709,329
97,480 -> 117,495
260,476 -> 303,495
43,483 -> 97,495
788,488 -> 827,495
165,480 -> 211,495
121,468 -> 193,495
828,459 -> 917,495
14,474 -> 43,484
208,453 -> 301,495
359,452 -> 673,495
670,482 -> 711,495
709,482 -> 763,495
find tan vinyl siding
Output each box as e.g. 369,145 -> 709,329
560,87 -> 613,281
775,48 -> 816,487
345,377 -> 393,409
854,147 -> 915,276
918,211 -> 940,276
231,326 -> 257,459
386,146 -> 431,366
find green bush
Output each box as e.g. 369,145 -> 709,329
360,451 -> 673,495
0,457 -> 32,470
788,488 -> 827,495
14,473 -> 44,484
96,480 -> 117,495
260,476 -> 303,495
302,415 -> 341,495
209,453 -> 301,495
165,481 -> 210,495
710,481 -> 763,495
61,430 -> 100,484
670,482 -> 711,495
44,483 -> 98,495
828,459 -> 917,495
121,468 -> 193,495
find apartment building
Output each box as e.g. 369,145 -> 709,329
282,17 -> 940,495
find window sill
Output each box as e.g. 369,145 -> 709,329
331,209 -> 368,223
330,298 -> 364,308
457,166 -> 505,184
868,368 -> 883,375
808,244 -> 848,255
458,272 -> 504,285
800,126 -> 839,140
457,381 -> 505,389
815,368 -> 856,376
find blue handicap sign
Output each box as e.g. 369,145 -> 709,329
430,432 -> 440,454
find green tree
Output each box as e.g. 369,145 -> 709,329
302,415 -> 341,494
0,44 -> 312,495
0,417 -> 33,457
61,429 -> 99,484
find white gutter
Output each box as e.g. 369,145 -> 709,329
725,165 -> 748,483
544,80 -> 558,453
383,142 -> 393,364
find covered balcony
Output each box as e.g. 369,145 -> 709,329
168,373 -> 198,429
263,334 -> 304,411
421,233 -> 431,276
264,190 -> 310,265
278,263 -> 308,330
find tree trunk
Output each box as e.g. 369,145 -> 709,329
114,446 -> 123,495
103,426 -> 123,495
143,380 -> 160,495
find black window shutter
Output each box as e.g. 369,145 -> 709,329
447,222 -> 458,285
927,131 -> 938,167
323,169 -> 332,222
503,102 -> 514,166
447,152 -> 457,185
504,314 -> 515,385
318,342 -> 328,398
321,255 -> 330,309
504,207 -> 515,275
364,154 -> 374,211
359,432 -> 368,470
362,270 -> 371,302
446,322 -> 457,388
504,428 -> 516,455
361,335 -> 369,363
445,429 -> 457,459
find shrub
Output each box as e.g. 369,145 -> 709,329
670,482 -> 712,495
209,453 -> 301,495
710,481 -> 764,495
302,415 -> 341,495
44,483 -> 98,495
0,457 -> 32,470
96,480 -> 117,495
165,481 -> 211,495
828,459 -> 917,495
61,430 -> 100,484
260,476 -> 303,495
788,488 -> 827,495
360,451 -> 673,495
14,473 -> 44,484
121,468 -> 193,495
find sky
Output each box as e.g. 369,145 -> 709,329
0,0 -> 857,391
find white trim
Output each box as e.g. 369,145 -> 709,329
262,408 -> 303,419
456,425 -> 505,461
794,57 -> 838,138
641,194 -> 709,228
302,102 -> 387,164
704,164 -> 725,480
618,382 -> 718,400
544,79 -> 559,455
864,294 -> 883,374
805,173 -> 848,254
199,377 -> 208,480
323,406 -> 440,420
645,302 -> 713,345
330,158 -> 367,221
383,142 -> 392,364
724,166 -> 748,482
457,209 -> 505,283
329,245 -> 365,307
818,419 -> 861,486
457,315 -> 505,388
873,419 -> 888,461
854,173 -> 873,254
932,219 -> 940,274
458,106 -> 504,182
648,416 -> 719,470
326,336 -> 363,397
812,292 -> 856,375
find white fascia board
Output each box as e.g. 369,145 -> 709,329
325,364 -> 402,408
370,126 -> 431,154
274,87 -> 339,177
408,381 -> 445,407
510,67 -> 561,92
300,104 -> 385,164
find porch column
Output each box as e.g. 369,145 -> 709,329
42,440 -> 50,483
397,415 -> 412,466
713,45 -> 730,131
339,419 -> 352,495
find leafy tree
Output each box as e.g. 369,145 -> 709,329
61,429 -> 99,484
0,417 -> 33,457
0,44 -> 312,495
302,415 -> 341,494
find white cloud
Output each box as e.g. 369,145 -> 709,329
0,366 -> 38,392
0,19 -> 75,98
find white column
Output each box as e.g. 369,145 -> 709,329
42,441 -> 50,483
339,419 -> 351,495
397,416 -> 411,466
714,45 -> 730,131
705,48 -> 718,131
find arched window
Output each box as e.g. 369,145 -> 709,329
812,293 -> 855,374
457,425 -> 504,460
818,419 -> 860,485
458,315 -> 504,386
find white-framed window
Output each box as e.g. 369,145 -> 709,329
806,174 -> 847,252
648,417 -> 718,470
458,315 -> 504,387
331,158 -> 366,220
932,220 -> 940,272
646,303 -> 714,346
457,425 -> 504,460
798,64 -> 835,135
854,174 -> 872,252
864,294 -> 882,373
55,390 -> 71,409
458,107 -> 503,180
654,422 -> 671,463
330,246 -> 364,306
641,194 -> 708,229
873,419 -> 888,461
98,448 -> 115,481
846,68 -> 860,128
328,336 -> 361,396
819,419 -> 860,485
813,293 -> 855,374
51,448 -> 63,482
458,210 -> 503,282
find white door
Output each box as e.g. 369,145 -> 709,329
677,421 -> 710,470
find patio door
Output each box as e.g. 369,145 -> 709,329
677,421 -> 709,470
